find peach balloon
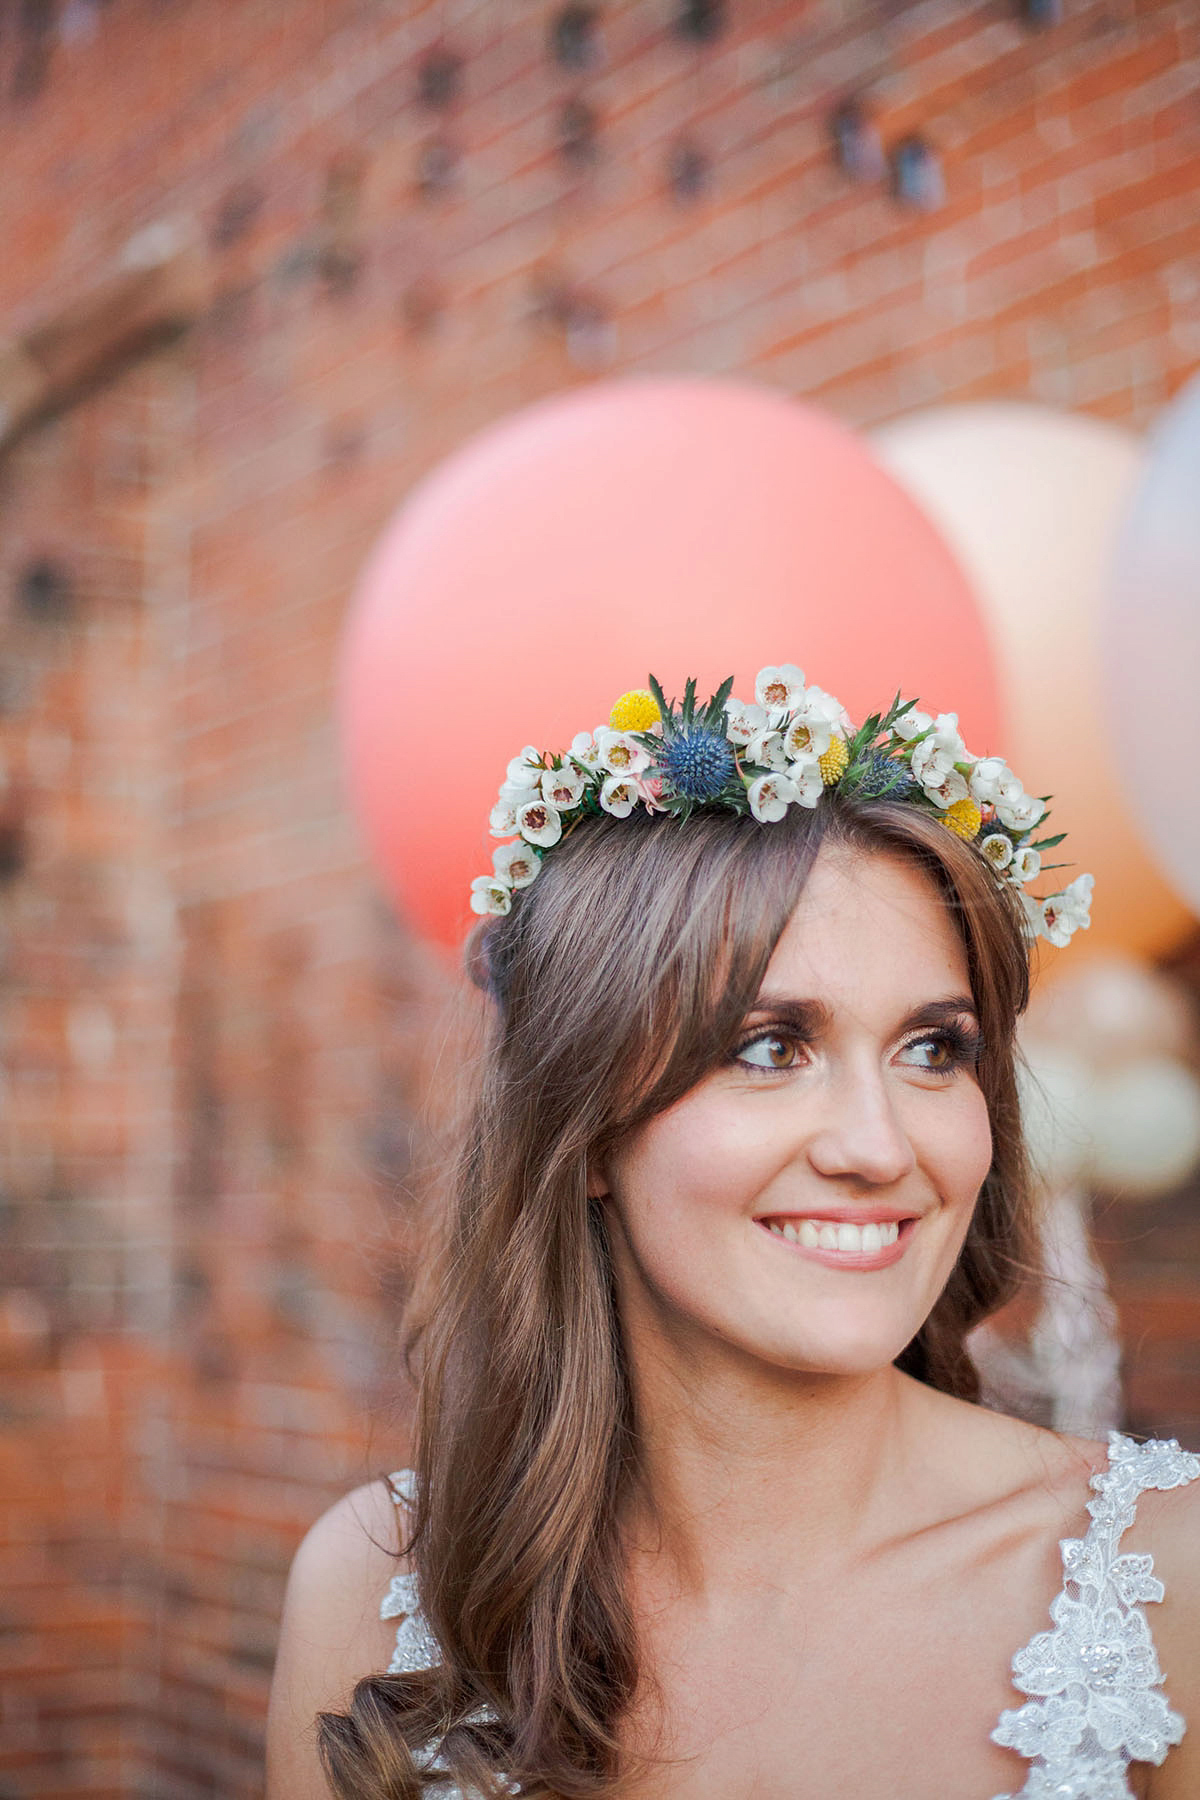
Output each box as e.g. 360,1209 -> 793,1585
340,378 -> 999,944
872,403 -> 1191,962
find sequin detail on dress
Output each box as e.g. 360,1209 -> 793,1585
990,1430 -> 1200,1800
379,1472 -> 443,1677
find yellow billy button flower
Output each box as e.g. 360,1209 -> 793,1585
941,796 -> 984,841
817,736 -> 849,786
608,688 -> 661,732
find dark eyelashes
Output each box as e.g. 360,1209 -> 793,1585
729,1020 -> 985,1076
919,1020 -> 986,1073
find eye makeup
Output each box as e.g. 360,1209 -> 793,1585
728,995 -> 984,1081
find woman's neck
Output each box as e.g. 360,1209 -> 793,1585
620,1321 -> 939,1599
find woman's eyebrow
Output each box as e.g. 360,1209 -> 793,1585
742,995 -> 830,1033
744,994 -> 979,1033
899,996 -> 980,1032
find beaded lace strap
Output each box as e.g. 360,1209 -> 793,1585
381,1469 -> 442,1675
989,1431 -> 1200,1800
380,1470 -> 505,1793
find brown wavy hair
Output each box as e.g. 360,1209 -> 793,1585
317,794 -> 1038,1798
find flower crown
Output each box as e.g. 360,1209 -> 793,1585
471,664 -> 1094,950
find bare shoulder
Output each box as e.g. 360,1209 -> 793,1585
906,1378 -> 1111,1516
265,1473 -> 411,1800
1128,1451 -> 1200,1800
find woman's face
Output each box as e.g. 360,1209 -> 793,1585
596,842 -> 994,1380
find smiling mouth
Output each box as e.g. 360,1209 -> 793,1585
756,1215 -> 919,1257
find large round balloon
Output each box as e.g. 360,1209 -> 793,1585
872,403 -> 1191,960
341,378 -> 1000,944
1103,371 -> 1200,918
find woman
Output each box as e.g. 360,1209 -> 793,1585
267,667 -> 1200,1800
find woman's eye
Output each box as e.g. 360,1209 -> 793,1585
735,1033 -> 800,1071
900,1030 -> 977,1076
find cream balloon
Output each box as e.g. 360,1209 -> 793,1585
1016,1038 -> 1095,1192
1088,1056 -> 1200,1198
872,404 -> 1191,959
1024,953 -> 1197,1072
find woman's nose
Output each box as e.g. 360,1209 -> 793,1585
803,1061 -> 917,1187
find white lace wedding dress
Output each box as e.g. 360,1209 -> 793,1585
380,1432 -> 1200,1799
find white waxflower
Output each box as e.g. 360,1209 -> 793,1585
979,833 -> 1015,872
893,706 -> 932,741
505,746 -> 543,790
755,663 -> 806,716
516,798 -> 563,847
1039,874 -> 1093,948
599,775 -> 640,818
995,789 -> 1046,833
969,756 -> 1023,806
783,715 -> 831,760
489,796 -> 521,838
569,730 -> 602,769
594,727 -> 650,777
1016,886 -> 1043,941
804,683 -> 854,732
922,768 -> 970,809
910,712 -> 968,786
787,754 -> 824,809
747,771 -> 798,822
745,727 -> 788,771
493,841 -> 540,888
498,778 -> 533,804
470,875 -> 512,916
1012,845 -> 1042,884
540,765 -> 586,811
723,697 -> 769,746
781,689 -> 839,761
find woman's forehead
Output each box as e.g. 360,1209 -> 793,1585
759,843 -> 971,1004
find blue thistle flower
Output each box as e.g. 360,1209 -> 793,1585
857,751 -> 916,799
661,726 -> 735,801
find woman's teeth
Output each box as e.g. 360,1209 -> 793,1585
764,1218 -> 902,1254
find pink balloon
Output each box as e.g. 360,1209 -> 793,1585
339,378 -> 1001,944
1103,371 -> 1200,919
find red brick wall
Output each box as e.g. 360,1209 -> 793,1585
0,1 -> 1197,1794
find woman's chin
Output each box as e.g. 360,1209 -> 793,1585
745,1326 -> 917,1381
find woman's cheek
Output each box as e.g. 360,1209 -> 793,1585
631,1092 -> 782,1219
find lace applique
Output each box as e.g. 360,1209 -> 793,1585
990,1431 -> 1200,1800
381,1470 -> 443,1676
380,1474 -> 510,1795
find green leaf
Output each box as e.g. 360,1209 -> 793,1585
844,709 -> 884,767
702,674 -> 735,731
1030,832 -> 1067,851
648,673 -> 675,736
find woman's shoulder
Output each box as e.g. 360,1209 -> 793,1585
962,1406 -> 1200,1800
903,1379 -> 1113,1514
265,1472 -> 411,1800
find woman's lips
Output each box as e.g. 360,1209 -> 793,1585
754,1214 -> 918,1271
